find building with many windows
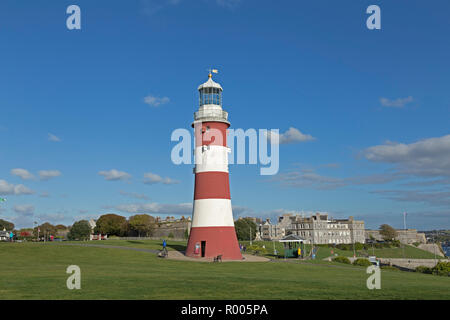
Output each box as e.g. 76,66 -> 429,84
260,219 -> 285,241
335,216 -> 366,244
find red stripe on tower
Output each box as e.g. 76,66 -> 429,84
194,172 -> 230,200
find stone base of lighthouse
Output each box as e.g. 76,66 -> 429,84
186,226 -> 242,260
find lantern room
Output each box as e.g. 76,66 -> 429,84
198,73 -> 223,106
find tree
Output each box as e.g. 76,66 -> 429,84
68,220 -> 92,241
379,224 -> 398,241
94,213 -> 127,236
0,218 -> 14,231
128,214 -> 155,237
234,218 -> 258,241
34,222 -> 57,240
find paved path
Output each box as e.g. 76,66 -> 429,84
167,250 -> 270,262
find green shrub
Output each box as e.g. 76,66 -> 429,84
374,242 -> 391,249
390,240 -> 401,247
415,266 -> 432,274
354,242 -> 364,251
332,256 -> 351,264
412,242 -> 420,247
353,258 -> 372,267
432,261 -> 450,276
247,245 -> 268,255
336,244 -> 351,251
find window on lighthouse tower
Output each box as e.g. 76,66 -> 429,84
199,87 -> 222,106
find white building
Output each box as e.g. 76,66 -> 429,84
258,213 -> 365,244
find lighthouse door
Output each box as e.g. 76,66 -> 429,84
201,241 -> 206,257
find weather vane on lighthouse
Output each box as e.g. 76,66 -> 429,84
207,68 -> 218,77
185,70 -> 242,260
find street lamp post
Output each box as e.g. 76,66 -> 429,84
34,221 -> 39,242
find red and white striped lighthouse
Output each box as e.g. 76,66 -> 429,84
185,71 -> 242,260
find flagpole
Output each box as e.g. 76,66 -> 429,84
403,211 -> 407,231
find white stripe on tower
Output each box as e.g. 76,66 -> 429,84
194,145 -> 229,173
191,199 -> 234,227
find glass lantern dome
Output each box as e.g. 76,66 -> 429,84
197,74 -> 223,107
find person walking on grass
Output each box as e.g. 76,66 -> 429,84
162,239 -> 168,257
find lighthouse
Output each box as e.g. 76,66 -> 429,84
185,71 -> 242,260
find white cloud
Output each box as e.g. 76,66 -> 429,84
48,133 -> 62,142
143,172 -> 179,185
7,215 -> 34,229
273,168 -> 401,190
232,205 -> 254,216
141,0 -> 237,16
141,0 -> 181,15
13,204 -> 35,216
371,189 -> 450,207
11,168 -> 34,180
120,190 -> 150,200
143,95 -> 170,107
0,180 -> 34,195
39,170 -> 62,181
216,0 -> 241,8
322,163 -> 340,168
37,213 -> 66,223
112,202 -> 192,215
380,96 -> 413,108
73,213 -> 100,223
274,169 -> 346,190
98,169 -> 131,181
266,127 -> 315,145
363,134 -> 450,177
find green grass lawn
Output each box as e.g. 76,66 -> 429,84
63,239 -> 183,251
240,241 -> 439,259
60,239 -> 438,260
1,242 -> 449,300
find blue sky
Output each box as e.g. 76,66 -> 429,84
0,0 -> 449,230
